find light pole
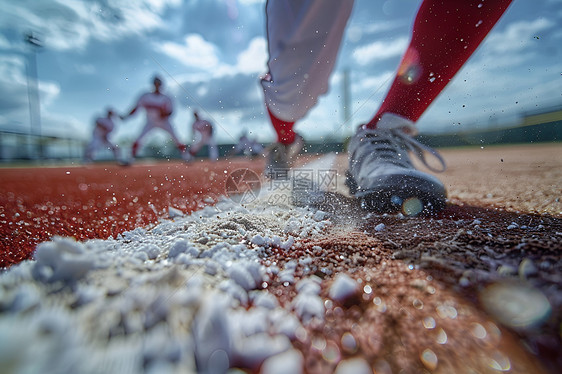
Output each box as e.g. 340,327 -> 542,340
341,68 -> 351,138
25,32 -> 43,159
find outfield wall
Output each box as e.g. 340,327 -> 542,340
1,116 -> 560,162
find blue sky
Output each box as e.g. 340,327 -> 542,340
0,0 -> 561,145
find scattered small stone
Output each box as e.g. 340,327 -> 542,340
251,291 -> 279,310
341,332 -> 358,353
260,349 -> 304,374
292,292 -> 324,324
519,258 -> 538,279
334,357 -> 372,374
313,210 -> 327,222
228,263 -> 258,291
459,276 -> 470,287
329,273 -> 359,304
409,279 -> 427,290
507,222 -> 519,230
420,348 -> 438,371
295,277 -> 321,295
480,281 -> 552,330
168,206 -> 184,219
497,264 -> 517,276
251,234 -> 266,246
280,236 -> 295,250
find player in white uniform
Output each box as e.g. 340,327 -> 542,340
187,111 -> 218,161
230,132 -> 264,158
84,108 -> 120,163
262,0 -> 511,215
121,76 -> 187,160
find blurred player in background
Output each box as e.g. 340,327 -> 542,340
83,107 -> 121,163
121,75 -> 188,161
187,111 -> 218,161
230,131 -> 264,158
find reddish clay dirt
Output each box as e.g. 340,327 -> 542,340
287,143 -> 561,373
1,144 -> 561,373
0,157 -> 264,268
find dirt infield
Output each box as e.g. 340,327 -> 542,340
285,143 -> 562,373
0,143 -> 561,373
0,158 -> 264,268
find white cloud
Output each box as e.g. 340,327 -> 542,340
144,0 -> 182,12
352,37 -> 408,65
484,18 -> 555,54
0,55 -> 61,113
38,80 -> 61,108
456,17 -> 558,79
347,20 -> 406,43
0,52 -> 67,137
0,0 -> 181,51
416,35 -> 562,134
74,63 -> 96,75
0,54 -> 60,106
354,71 -> 394,93
0,55 -> 27,86
158,34 -> 220,69
238,0 -> 265,5
235,37 -> 267,74
161,36 -> 266,78
0,34 -> 11,49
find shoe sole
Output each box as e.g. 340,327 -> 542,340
346,171 -> 446,216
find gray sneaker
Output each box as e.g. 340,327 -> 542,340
265,133 -> 305,179
347,115 -> 447,215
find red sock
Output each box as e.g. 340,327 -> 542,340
366,0 -> 512,128
267,107 -> 296,145
132,141 -> 139,157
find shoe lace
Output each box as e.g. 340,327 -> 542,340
362,129 -> 446,173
